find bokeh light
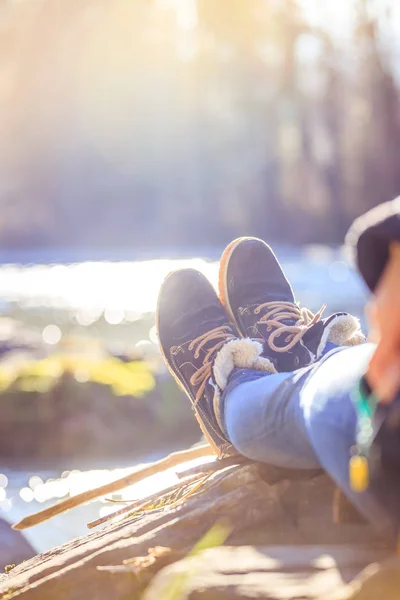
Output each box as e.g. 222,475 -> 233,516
29,476 -> 44,490
0,498 -> 12,512
20,487 -> 34,503
42,325 -> 62,345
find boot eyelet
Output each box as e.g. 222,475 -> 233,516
294,356 -> 300,368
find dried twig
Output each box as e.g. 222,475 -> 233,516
13,444 -> 214,530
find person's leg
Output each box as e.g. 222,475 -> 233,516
223,365 -> 321,469
223,343 -> 400,538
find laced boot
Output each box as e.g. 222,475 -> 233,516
219,237 -> 365,372
156,268 -> 276,457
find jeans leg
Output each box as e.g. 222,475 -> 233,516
223,343 -> 400,537
224,368 -> 320,469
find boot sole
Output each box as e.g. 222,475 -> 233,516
156,271 -> 222,457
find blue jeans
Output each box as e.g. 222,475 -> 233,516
222,343 -> 400,539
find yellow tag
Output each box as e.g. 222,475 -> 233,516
349,455 -> 369,493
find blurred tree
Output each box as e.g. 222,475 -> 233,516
0,0 -> 399,249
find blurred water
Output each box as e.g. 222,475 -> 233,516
0,245 -> 368,327
1,453 -> 215,555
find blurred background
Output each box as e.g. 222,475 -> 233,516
0,0 -> 399,564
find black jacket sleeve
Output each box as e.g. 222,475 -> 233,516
346,198 -> 400,292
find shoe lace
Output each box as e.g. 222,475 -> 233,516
254,301 -> 326,352
189,326 -> 236,405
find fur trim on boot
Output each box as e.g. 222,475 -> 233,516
316,314 -> 366,359
213,338 -> 276,391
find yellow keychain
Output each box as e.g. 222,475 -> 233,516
349,454 -> 369,493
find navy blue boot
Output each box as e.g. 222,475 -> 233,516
219,237 -> 365,372
157,268 -> 276,457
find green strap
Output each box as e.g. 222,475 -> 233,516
353,380 -> 378,456
353,380 -> 378,417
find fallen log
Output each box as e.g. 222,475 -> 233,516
1,457 -> 381,600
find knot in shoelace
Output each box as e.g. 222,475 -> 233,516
188,325 -> 235,405
254,301 -> 326,352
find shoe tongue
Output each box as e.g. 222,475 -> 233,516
258,316 -> 296,337
301,321 -> 324,356
258,301 -> 298,330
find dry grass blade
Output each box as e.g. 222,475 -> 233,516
87,472 -> 207,529
13,444 -> 214,530
88,472 -> 214,529
87,498 -> 155,530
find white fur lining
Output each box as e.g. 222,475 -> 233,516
316,314 -> 366,358
213,338 -> 276,391
212,384 -> 224,433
